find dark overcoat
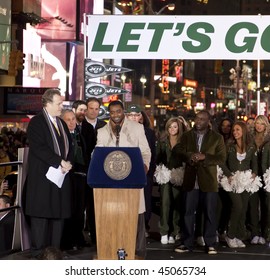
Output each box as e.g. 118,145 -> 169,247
81,119 -> 96,167
25,112 -> 73,219
0,210 -> 15,252
176,128 -> 226,192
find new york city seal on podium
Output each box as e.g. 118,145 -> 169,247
104,150 -> 132,180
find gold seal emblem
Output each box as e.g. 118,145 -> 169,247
104,151 -> 132,180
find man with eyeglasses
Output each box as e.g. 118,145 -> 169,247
126,104 -> 142,121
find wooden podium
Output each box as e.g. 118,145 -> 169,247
87,147 -> 146,260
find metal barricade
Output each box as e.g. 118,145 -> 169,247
0,148 -> 30,252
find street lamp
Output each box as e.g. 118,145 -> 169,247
234,60 -> 241,121
140,75 -> 147,105
121,73 -> 126,105
144,0 -> 176,117
155,3 -> 175,15
121,73 -> 126,85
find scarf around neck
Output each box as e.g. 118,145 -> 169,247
42,108 -> 69,160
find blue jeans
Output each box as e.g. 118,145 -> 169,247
182,189 -> 218,249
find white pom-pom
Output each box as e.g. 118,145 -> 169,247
231,170 -> 251,193
219,169 -> 262,193
217,165 -> 224,183
170,167 -> 185,186
217,165 -> 224,184
220,175 -> 233,192
154,164 -> 171,185
230,170 -> 262,193
246,176 -> 263,193
263,167 -> 270,192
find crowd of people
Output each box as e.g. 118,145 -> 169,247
1,88 -> 270,258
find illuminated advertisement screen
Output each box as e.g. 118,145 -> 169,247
22,27 -> 42,88
79,0 -> 93,41
35,0 -> 76,40
3,87 -> 50,115
0,0 -> 11,71
40,41 -> 67,94
67,41 -> 84,100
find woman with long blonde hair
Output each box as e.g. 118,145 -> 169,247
246,115 -> 270,245
252,115 -> 270,246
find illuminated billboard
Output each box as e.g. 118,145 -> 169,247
40,41 -> 67,94
35,0 -> 76,40
0,0 -> 11,71
67,42 -> 84,100
3,87 -> 50,115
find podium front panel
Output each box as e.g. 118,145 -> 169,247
94,188 -> 139,260
87,147 -> 147,188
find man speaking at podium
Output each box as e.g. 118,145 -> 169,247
95,100 -> 151,259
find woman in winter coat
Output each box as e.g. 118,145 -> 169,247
155,116 -> 189,245
220,121 -> 258,249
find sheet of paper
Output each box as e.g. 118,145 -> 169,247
46,166 -> 68,188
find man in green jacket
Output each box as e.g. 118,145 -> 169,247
172,110 -> 226,255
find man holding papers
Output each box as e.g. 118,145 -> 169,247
25,89 -> 73,258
